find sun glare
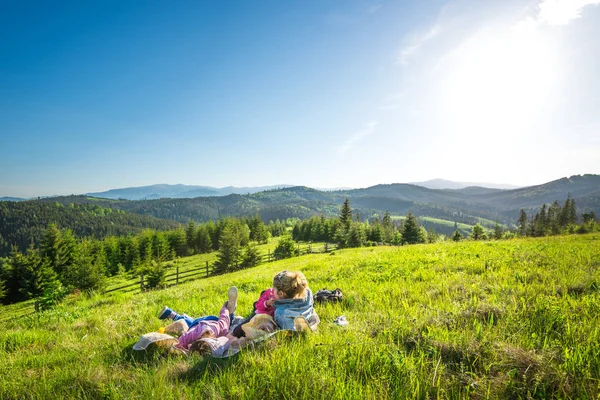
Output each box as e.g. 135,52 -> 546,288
437,24 -> 560,151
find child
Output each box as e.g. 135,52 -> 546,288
272,270 -> 320,332
190,314 -> 278,358
158,306 -> 218,328
169,286 -> 238,354
231,287 -> 276,338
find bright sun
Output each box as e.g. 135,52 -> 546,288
437,23 -> 561,150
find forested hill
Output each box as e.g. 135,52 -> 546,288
3,174 -> 598,257
0,201 -> 180,257
28,174 -> 600,223
468,174 -> 600,213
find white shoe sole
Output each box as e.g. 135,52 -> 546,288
227,286 -> 238,313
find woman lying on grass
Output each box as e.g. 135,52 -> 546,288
272,270 -> 320,332
163,270 -> 319,357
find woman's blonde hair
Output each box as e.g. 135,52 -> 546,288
273,270 -> 308,299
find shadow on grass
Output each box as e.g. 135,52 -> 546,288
120,342 -> 169,366
177,331 -> 300,381
178,353 -> 240,381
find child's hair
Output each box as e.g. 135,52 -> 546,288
189,339 -> 212,356
273,270 -> 307,299
189,329 -> 215,355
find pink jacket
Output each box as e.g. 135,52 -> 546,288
255,288 -> 275,317
175,304 -> 230,350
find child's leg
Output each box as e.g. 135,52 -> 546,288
172,313 -> 195,327
212,304 -> 231,337
185,315 -> 219,329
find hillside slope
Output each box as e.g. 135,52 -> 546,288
1,234 -> 598,398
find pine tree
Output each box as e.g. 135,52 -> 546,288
248,215 -> 269,243
121,236 -> 139,271
535,204 -> 548,236
368,219 -> 383,243
152,232 -> 173,260
568,197 -> 577,224
40,224 -> 61,273
382,211 -> 393,244
215,225 -> 242,272
492,223 -> 503,240
13,244 -> 62,303
273,235 -> 297,260
195,226 -> 212,253
185,221 -> 197,253
470,224 -> 487,240
339,198 -> 352,231
451,230 -> 463,242
401,212 -> 425,245
559,198 -> 571,227
166,228 -> 188,257
241,243 -> 261,268
518,209 -> 528,236
63,239 -> 106,292
547,201 -> 562,234
347,222 -> 366,247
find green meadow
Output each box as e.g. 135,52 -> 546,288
1,234 -> 599,399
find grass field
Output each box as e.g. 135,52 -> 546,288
1,234 -> 599,399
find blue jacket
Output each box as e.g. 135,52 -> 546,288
273,288 -> 320,331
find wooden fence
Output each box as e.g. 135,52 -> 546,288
102,242 -> 336,295
3,242 -> 337,320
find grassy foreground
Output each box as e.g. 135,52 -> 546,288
1,234 -> 599,399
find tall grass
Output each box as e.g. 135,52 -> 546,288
1,234 -> 599,399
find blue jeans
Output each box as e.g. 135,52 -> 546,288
173,313 -> 234,328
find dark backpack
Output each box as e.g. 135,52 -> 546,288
314,288 -> 343,303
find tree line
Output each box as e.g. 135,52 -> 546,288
291,198 -> 433,247
0,200 -> 180,258
0,216 -> 293,306
516,196 -> 597,237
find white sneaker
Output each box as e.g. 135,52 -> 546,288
227,286 -> 238,314
294,316 -> 311,333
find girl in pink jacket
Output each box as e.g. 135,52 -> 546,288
231,288 -> 276,337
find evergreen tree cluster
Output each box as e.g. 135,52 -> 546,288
0,200 -> 180,258
0,215 -> 289,305
0,224 -> 106,307
290,199 -> 428,248
517,196 -> 598,237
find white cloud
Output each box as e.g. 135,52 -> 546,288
337,121 -> 378,154
513,0 -> 600,31
397,24 -> 440,66
537,0 -> 600,26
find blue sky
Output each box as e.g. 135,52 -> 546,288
1,0 -> 599,197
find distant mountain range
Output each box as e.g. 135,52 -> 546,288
410,178 -> 521,190
0,197 -> 25,202
84,180 -> 520,200
1,180 -> 519,201
36,174 -> 600,225
86,184 -> 295,200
